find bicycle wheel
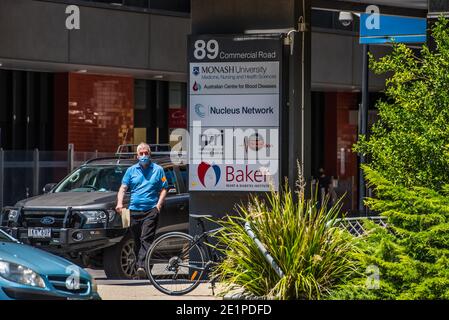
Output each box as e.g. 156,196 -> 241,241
145,232 -> 207,296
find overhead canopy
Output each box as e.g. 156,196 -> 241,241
360,14 -> 427,44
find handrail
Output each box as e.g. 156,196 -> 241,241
244,221 -> 285,279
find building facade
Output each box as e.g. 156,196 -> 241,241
0,0 -> 428,211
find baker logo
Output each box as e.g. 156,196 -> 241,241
192,66 -> 200,76
194,104 -> 206,118
193,81 -> 201,92
197,162 -> 221,187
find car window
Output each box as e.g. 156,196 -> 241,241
178,166 -> 188,190
164,168 -> 177,194
54,166 -> 128,192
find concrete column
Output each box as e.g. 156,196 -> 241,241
287,0 -> 312,194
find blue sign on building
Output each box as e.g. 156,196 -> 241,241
360,14 -> 427,44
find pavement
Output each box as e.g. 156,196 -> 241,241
87,269 -> 223,300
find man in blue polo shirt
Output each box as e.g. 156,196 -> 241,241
116,142 -> 168,278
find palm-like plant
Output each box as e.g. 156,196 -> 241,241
212,168 -> 360,300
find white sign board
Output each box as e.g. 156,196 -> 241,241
190,61 -> 280,95
190,94 -> 279,127
189,161 -> 279,191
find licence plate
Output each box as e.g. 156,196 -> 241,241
28,228 -> 51,239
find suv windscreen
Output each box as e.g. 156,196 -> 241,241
54,166 -> 128,192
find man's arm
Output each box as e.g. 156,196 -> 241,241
156,188 -> 167,212
116,184 -> 128,214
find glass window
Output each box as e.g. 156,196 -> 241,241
74,0 -> 191,13
54,166 -> 127,192
124,0 -> 148,8
178,166 -> 188,190
150,0 -> 190,13
84,1 -> 148,9
135,80 -> 147,110
169,82 -> 185,109
164,168 -> 178,193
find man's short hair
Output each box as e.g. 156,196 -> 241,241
136,142 -> 151,153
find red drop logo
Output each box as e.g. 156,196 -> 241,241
193,81 -> 199,92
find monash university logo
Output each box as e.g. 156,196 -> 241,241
198,162 -> 221,187
192,66 -> 200,76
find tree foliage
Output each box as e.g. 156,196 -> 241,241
355,18 -> 449,191
334,18 -> 449,300
331,167 -> 449,299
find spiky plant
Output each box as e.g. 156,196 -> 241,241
211,168 -> 360,300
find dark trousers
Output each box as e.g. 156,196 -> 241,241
130,207 -> 159,269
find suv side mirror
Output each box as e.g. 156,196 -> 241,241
168,188 -> 177,194
43,183 -> 57,193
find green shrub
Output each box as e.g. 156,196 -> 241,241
335,17 -> 449,300
330,167 -> 449,300
212,180 -> 360,300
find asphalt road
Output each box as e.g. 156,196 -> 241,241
86,269 -> 222,300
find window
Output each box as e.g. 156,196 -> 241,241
54,166 -> 127,192
178,166 -> 188,191
82,1 -> 148,9
164,168 -> 178,194
149,0 -> 190,13
74,1 -> 191,13
134,80 -> 147,110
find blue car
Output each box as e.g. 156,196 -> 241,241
0,229 -> 100,300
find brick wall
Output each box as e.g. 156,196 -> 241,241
55,72 -> 134,152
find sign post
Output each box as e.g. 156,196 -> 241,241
188,35 -> 283,193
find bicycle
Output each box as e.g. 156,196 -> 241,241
144,214 -> 222,296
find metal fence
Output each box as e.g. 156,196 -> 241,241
333,216 -> 387,236
0,145 -> 115,208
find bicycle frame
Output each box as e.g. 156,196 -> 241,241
177,222 -> 222,274
146,217 -> 223,295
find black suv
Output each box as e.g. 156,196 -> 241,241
0,153 -> 189,279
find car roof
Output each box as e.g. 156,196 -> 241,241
82,156 -> 177,168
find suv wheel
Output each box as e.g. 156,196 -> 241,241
103,233 -> 137,279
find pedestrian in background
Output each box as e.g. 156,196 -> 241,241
116,142 -> 168,279
318,167 -> 332,206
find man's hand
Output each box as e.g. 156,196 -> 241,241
156,188 -> 168,213
116,185 -> 127,215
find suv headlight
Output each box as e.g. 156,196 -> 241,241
79,210 -> 115,224
7,209 -> 19,222
0,260 -> 46,288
